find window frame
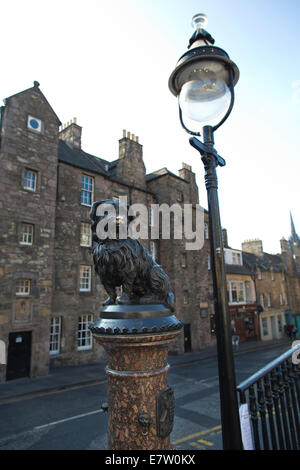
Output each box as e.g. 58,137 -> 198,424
78,314 -> 93,351
183,291 -> 189,305
204,223 -> 209,240
49,317 -> 62,355
16,279 -> 31,296
81,174 -> 94,207
20,223 -> 34,246
79,265 -> 92,292
228,281 -> 245,303
23,169 -> 37,192
80,222 -> 92,247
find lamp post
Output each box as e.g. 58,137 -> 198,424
168,13 -> 243,450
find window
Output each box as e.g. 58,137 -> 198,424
207,253 -> 211,270
24,169 -> 37,191
204,223 -> 209,240
50,317 -> 62,355
271,271 -> 275,281
149,207 -> 154,227
229,282 -> 245,303
80,266 -> 91,291
279,293 -> 283,305
267,294 -> 271,307
81,175 -> 94,206
181,252 -> 187,268
262,317 -> 269,336
258,270 -> 262,280
177,191 -> 184,202
150,241 -> 156,261
16,279 -> 31,296
260,293 -> 265,309
20,223 -> 34,245
78,314 -> 93,350
232,252 -> 242,265
80,223 -> 92,247
183,291 -> 189,305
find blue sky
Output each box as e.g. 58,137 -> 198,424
1,0 -> 299,254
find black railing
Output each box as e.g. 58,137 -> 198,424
237,343 -> 300,450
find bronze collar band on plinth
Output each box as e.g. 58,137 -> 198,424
89,304 -> 183,336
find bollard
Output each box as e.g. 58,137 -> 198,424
90,303 -> 182,450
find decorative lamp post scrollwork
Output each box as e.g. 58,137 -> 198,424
168,13 -> 243,450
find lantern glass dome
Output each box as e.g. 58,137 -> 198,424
178,60 -> 231,123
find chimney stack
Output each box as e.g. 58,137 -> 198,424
59,118 -> 82,149
242,239 -> 263,255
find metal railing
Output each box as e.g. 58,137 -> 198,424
236,343 -> 300,450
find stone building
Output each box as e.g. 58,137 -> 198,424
223,229 -> 297,343
241,238 -> 292,342
0,83 -> 215,382
280,213 -> 300,333
223,240 -> 258,342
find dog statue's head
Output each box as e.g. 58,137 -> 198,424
90,198 -> 134,243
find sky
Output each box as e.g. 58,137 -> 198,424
1,0 -> 299,254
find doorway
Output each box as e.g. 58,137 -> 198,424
270,316 -> 277,340
6,331 -> 32,381
184,324 -> 192,353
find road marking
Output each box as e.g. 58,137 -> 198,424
190,442 -> 206,450
0,379 -> 107,405
34,409 -> 104,430
172,425 -> 222,445
197,438 -> 214,446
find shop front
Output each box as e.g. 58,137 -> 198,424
230,304 -> 259,342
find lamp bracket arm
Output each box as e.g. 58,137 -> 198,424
189,137 -> 226,167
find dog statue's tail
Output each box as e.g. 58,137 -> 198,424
150,265 -> 175,312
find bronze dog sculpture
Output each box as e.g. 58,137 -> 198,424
90,199 -> 175,311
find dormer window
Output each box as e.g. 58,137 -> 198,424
232,251 -> 242,265
27,115 -> 42,133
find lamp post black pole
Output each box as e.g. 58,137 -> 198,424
192,125 -> 243,450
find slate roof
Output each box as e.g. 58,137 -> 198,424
58,140 -> 110,177
242,251 -> 285,273
225,264 -> 253,275
146,168 -> 186,183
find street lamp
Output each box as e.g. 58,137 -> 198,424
169,14 -> 243,450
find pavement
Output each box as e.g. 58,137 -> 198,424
0,337 -> 291,404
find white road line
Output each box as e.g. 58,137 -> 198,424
34,409 -> 104,430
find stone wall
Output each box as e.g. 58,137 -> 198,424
0,84 -> 59,381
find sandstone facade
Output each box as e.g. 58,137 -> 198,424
0,84 -> 215,382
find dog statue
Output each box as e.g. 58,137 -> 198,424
90,199 -> 175,312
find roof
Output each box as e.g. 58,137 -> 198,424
242,251 -> 284,273
58,140 -> 109,177
146,168 -> 187,183
225,264 -> 253,275
4,82 -> 61,125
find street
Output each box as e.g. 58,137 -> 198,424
0,344 -> 289,450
